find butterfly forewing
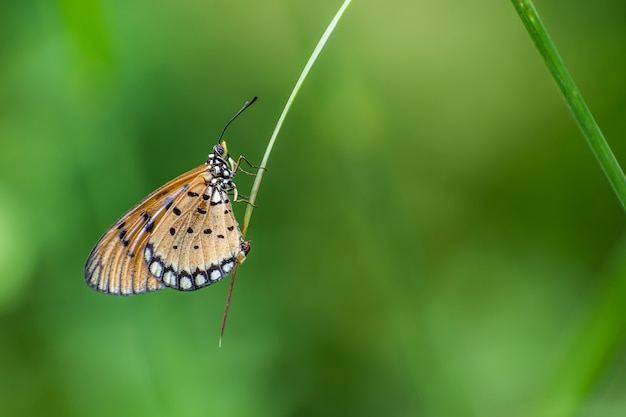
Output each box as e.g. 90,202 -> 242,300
85,159 -> 245,296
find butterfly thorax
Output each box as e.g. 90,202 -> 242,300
205,153 -> 235,192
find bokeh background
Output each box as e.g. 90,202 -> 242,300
2,0 -> 626,416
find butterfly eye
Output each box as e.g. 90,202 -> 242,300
213,141 -> 228,158
213,144 -> 224,156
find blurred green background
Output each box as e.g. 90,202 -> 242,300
2,0 -> 626,416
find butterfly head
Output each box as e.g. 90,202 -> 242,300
213,140 -> 229,160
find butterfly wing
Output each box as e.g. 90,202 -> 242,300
144,181 -> 244,291
85,164 -> 209,295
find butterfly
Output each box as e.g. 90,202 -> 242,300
85,99 -> 256,296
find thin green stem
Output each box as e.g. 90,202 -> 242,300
511,0 -> 626,210
241,0 -> 353,236
219,0 -> 353,346
511,1 -> 626,414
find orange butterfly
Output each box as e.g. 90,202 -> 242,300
85,99 -> 255,296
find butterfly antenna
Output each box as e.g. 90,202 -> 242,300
218,96 -> 258,143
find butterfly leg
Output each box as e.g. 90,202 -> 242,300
230,183 -> 256,206
232,190 -> 258,207
232,155 -> 265,176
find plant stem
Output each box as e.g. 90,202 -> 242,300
219,0 -> 353,346
511,0 -> 626,210
241,0 -> 353,236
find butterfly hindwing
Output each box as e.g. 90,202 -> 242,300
144,179 -> 243,291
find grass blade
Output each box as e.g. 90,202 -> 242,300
219,0 -> 353,346
511,0 -> 626,210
